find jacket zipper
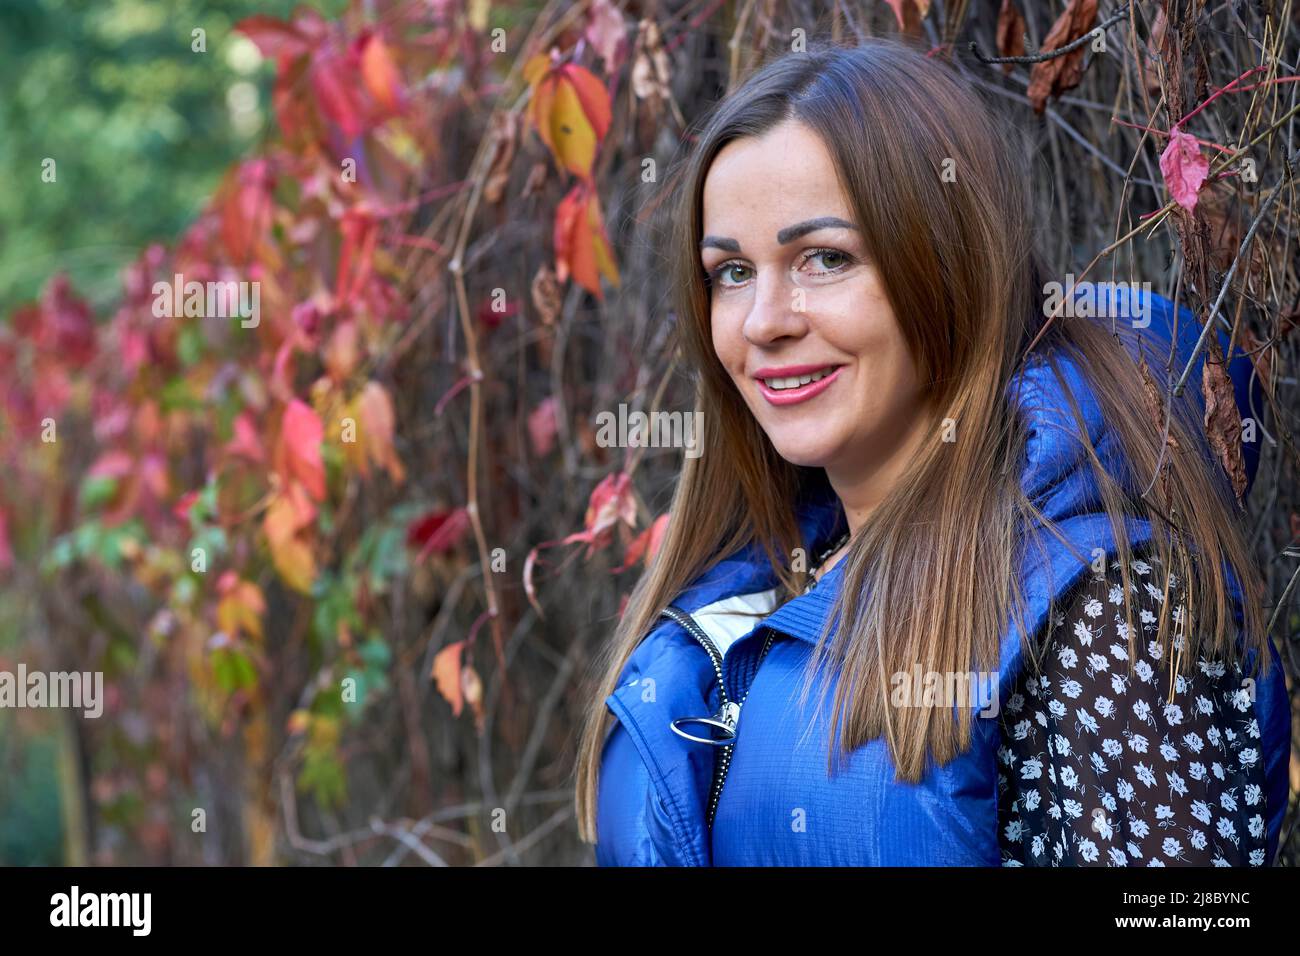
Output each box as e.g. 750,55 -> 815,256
659,604 -> 778,828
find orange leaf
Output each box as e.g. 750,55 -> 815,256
616,512 -> 670,572
359,32 -> 405,115
432,640 -> 466,716
554,183 -> 620,300
357,381 -> 405,484
263,481 -> 317,593
216,575 -> 267,641
323,319 -> 361,383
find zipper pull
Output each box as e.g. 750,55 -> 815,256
717,701 -> 740,732
670,700 -> 741,746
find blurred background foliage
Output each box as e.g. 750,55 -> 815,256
0,0 -> 342,863
0,0 -> 345,307
0,0 -> 1296,867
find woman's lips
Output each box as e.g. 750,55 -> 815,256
755,365 -> 843,406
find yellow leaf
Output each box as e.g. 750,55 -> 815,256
526,61 -> 611,179
268,532 -> 316,594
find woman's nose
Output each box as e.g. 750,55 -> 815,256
742,269 -> 809,345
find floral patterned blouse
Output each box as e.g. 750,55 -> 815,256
997,550 -> 1271,866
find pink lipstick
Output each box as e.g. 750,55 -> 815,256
753,363 -> 844,406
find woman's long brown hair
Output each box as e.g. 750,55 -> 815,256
573,37 -> 1269,844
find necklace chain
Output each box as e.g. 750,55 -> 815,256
805,530 -> 850,590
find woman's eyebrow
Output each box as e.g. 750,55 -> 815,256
699,216 -> 859,252
777,216 -> 858,244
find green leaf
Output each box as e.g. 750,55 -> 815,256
78,474 -> 118,511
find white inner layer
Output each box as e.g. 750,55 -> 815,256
687,587 -> 781,657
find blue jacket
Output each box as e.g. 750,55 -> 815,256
595,288 -> 1290,866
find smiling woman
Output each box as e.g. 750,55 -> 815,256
572,36 -> 1290,867
701,120 -> 930,525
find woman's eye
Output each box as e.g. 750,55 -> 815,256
706,262 -> 752,288
802,248 -> 852,273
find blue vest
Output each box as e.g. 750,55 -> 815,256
595,288 -> 1290,866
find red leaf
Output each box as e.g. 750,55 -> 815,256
563,471 -> 636,557
311,51 -> 365,138
279,400 -> 326,502
88,450 -> 134,479
172,490 -> 200,523
528,397 -> 559,457
406,507 -> 471,559
217,159 -> 275,264
1160,128 -> 1210,213
225,412 -> 267,464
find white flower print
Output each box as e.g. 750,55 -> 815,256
997,550 -> 1271,868
1072,620 -> 1094,646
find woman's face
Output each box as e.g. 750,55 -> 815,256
702,119 -> 930,512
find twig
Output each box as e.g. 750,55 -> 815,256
970,4 -> 1130,66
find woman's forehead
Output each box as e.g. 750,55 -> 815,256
701,128 -> 852,238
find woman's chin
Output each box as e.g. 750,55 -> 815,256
766,435 -> 835,468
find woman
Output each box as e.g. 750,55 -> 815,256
573,38 -> 1291,866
